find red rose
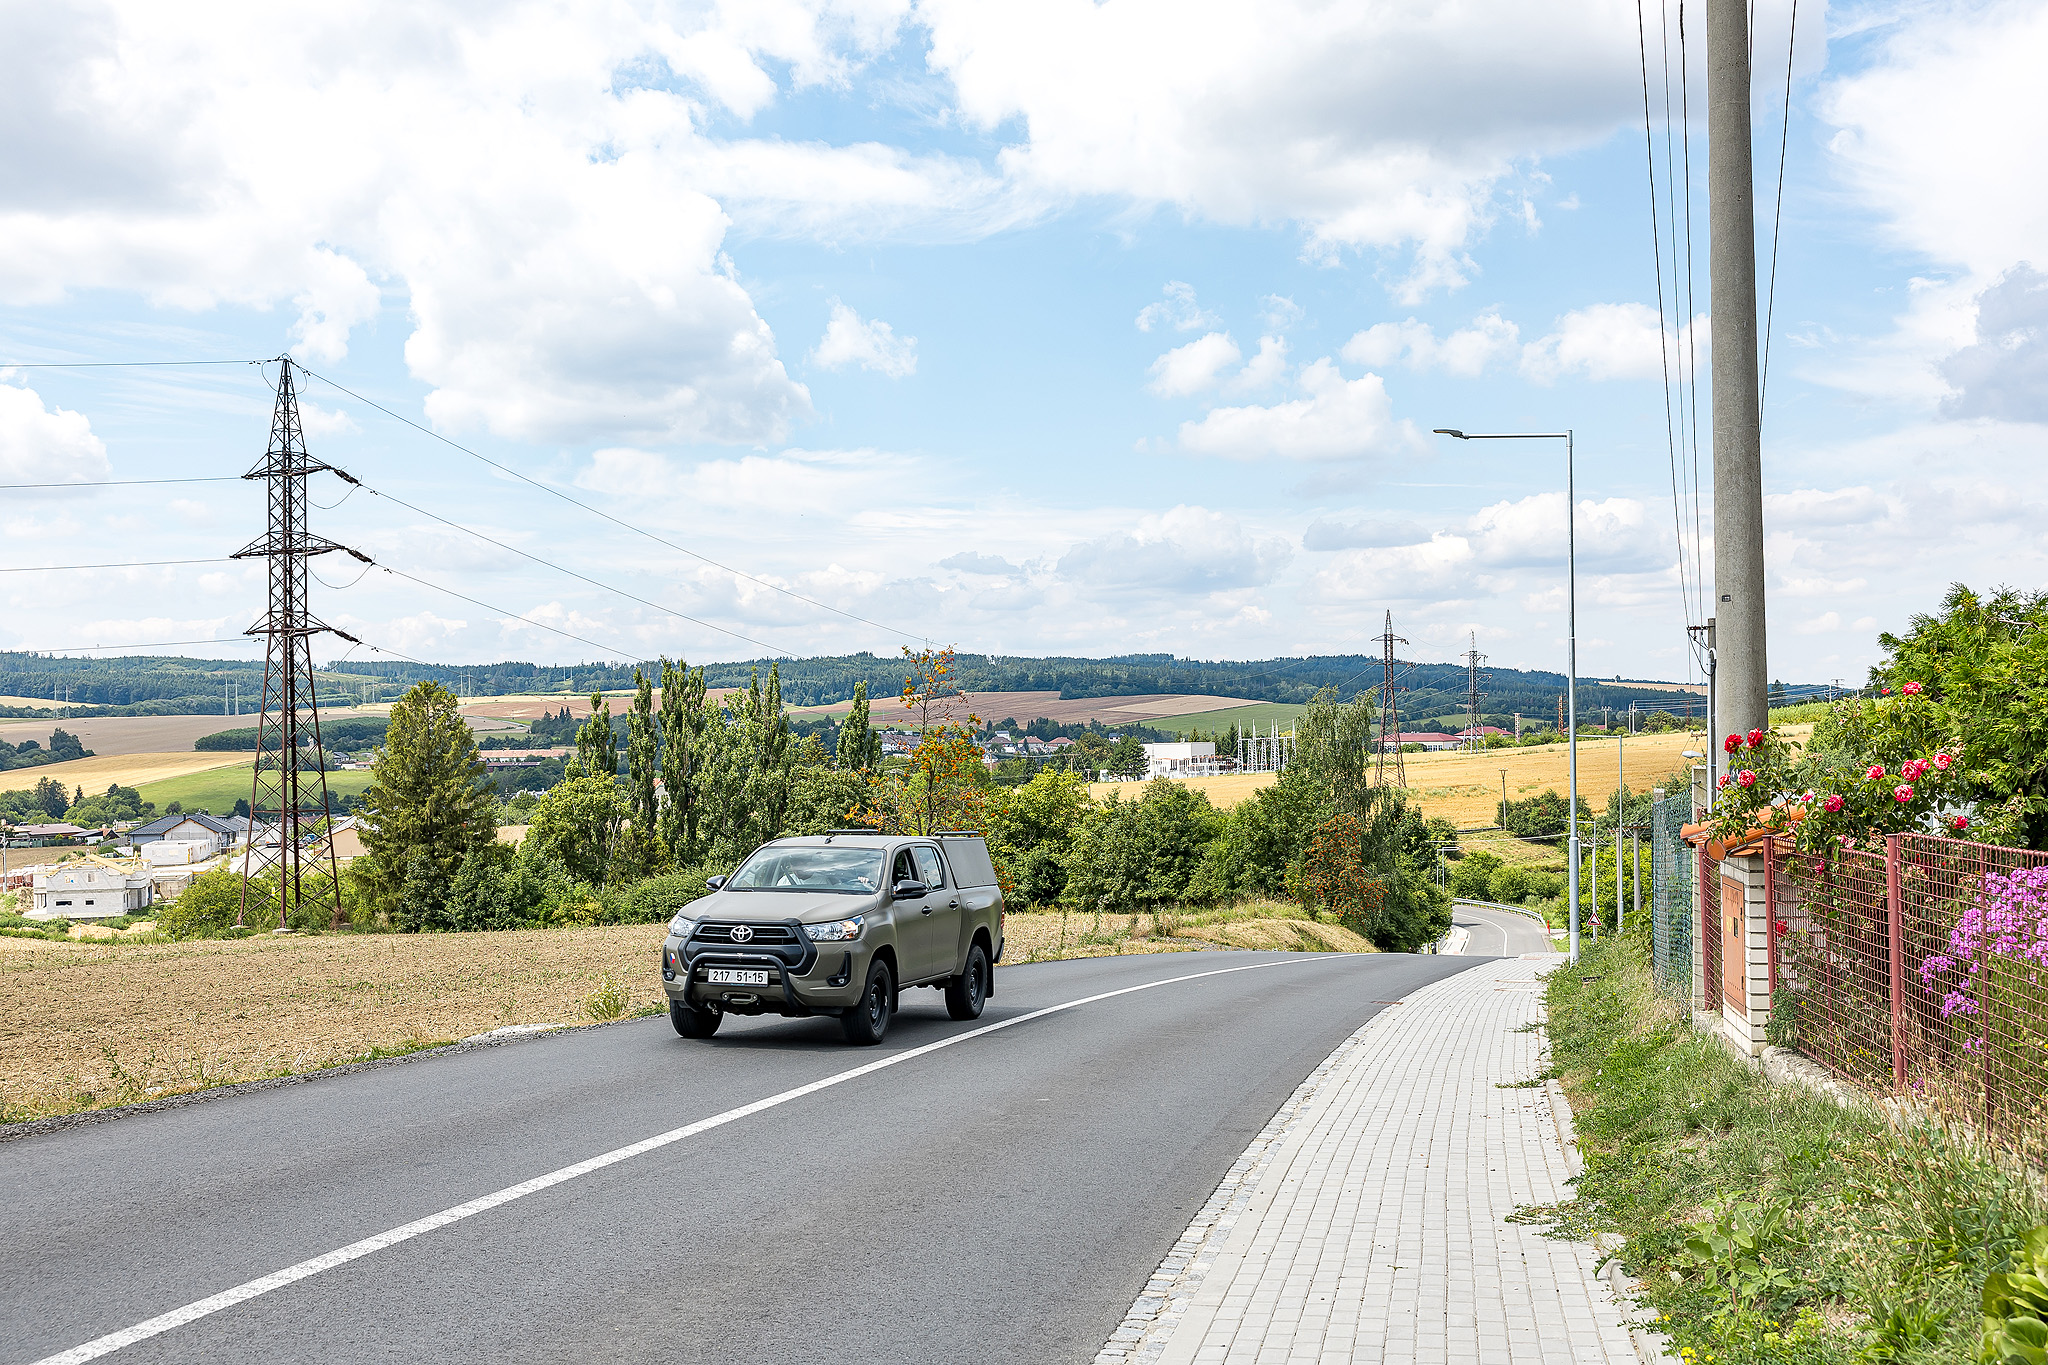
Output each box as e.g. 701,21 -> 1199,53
1724,734 -> 1742,754
1746,728 -> 1765,748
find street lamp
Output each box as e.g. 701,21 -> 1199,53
1435,427 -> 1581,963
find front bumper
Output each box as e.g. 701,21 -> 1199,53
662,920 -> 861,1016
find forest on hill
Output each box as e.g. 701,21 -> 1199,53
0,648 -> 1716,723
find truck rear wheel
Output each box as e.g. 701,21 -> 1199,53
670,999 -> 722,1039
944,943 -> 989,1021
840,958 -> 893,1045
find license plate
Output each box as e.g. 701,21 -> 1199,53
707,969 -> 770,986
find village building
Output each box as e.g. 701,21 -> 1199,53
28,863 -> 154,920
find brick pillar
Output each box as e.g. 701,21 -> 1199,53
1717,853 -> 1773,1055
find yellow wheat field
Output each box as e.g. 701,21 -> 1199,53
0,751 -> 249,798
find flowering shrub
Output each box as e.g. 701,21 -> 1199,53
1919,865 -> 2048,1019
1708,686 -> 1980,858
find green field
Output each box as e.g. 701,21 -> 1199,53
134,763 -> 376,815
1142,701 -> 1307,737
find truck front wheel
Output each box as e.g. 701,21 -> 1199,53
840,958 -> 893,1045
670,998 -> 723,1039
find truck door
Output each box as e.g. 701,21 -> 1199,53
889,847 -> 939,982
912,845 -> 960,980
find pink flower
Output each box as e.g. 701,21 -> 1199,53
1717,774 -> 1731,788
1802,789 -> 1816,803
1724,734 -> 1743,754
1903,680 -> 1924,695
1824,794 -> 1845,813
1952,815 -> 1970,832
1895,784 -> 1915,803
1866,764 -> 1887,781
1747,728 -> 1766,748
1738,769 -> 1758,788
1902,758 -> 1929,781
1934,752 -> 1954,771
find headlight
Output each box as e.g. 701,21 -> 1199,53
804,915 -> 864,942
668,912 -> 698,937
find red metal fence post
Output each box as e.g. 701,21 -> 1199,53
1886,832 -> 1906,1089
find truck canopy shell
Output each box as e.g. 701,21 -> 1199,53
937,835 -> 998,889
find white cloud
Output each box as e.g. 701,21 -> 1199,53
1519,303 -> 1707,384
1135,281 -> 1220,333
1146,331 -> 1241,396
1341,312 -> 1518,377
1259,295 -> 1305,332
575,445 -> 909,518
1939,263 -> 2048,421
1056,506 -> 1291,595
1229,335 -> 1290,392
922,0 -> 1653,297
0,381 -> 111,484
1176,358 -> 1419,462
812,300 -> 918,378
1301,517 -> 1430,551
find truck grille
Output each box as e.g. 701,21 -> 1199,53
693,921 -> 800,945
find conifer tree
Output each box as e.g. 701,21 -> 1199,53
625,668 -> 659,870
358,681 -> 493,911
836,680 -> 882,770
658,655 -> 706,864
571,691 -> 616,779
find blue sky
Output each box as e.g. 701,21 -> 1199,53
4,0 -> 2045,689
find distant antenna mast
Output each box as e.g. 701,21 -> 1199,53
1373,610 -> 1408,787
234,356 -> 368,930
1463,631 -> 1487,749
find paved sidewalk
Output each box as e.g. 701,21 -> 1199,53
1098,956 -> 1649,1364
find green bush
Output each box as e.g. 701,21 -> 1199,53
1447,850 -> 1502,899
626,867 -> 725,922
1487,865 -> 1532,904
1982,1225 -> 2048,1364
157,867 -> 272,939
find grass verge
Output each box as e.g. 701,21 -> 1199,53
1539,927 -> 2048,1364
1001,900 -> 1375,961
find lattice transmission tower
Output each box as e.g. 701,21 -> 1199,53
1462,631 -> 1487,749
234,357 -> 367,928
1372,611 -> 1407,788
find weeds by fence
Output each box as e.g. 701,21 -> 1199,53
1649,794 -> 1694,999
1772,832 -> 2048,1163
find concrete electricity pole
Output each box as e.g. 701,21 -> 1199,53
1709,0 -> 1768,745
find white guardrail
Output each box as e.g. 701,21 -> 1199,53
1451,897 -> 1557,928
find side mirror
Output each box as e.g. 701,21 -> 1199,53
893,879 -> 928,899
705,875 -> 727,891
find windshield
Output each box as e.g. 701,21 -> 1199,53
726,847 -> 884,894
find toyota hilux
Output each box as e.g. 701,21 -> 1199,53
660,831 -> 1004,1045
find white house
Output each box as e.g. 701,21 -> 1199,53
128,812 -> 243,857
1142,742 -> 1231,779
29,864 -> 154,920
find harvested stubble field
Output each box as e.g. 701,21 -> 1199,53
0,750 -> 249,797
0,909 -> 1359,1123
0,925 -> 671,1122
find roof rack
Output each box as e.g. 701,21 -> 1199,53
822,828 -> 879,835
933,829 -> 984,837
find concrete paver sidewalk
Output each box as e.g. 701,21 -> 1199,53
1098,956 -> 1650,1364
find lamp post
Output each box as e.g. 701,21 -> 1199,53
1436,428 -> 1580,962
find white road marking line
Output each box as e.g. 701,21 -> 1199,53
32,955 -> 1345,1365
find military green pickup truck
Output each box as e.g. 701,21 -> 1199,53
660,831 -> 1004,1045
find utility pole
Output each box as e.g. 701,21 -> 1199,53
1462,631 -> 1486,748
1373,611 -> 1408,788
1709,0 -> 1768,747
232,356 -> 368,930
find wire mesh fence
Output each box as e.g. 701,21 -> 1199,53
1649,794 -> 1695,1000
1772,832 -> 2048,1161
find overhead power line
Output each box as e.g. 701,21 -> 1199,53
0,477 -> 244,490
370,563 -> 644,663
0,359 -> 257,369
294,365 -> 925,646
1760,0 -> 1799,407
0,557 -> 235,573
6,637 -> 263,654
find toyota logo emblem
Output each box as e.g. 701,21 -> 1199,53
729,924 -> 754,943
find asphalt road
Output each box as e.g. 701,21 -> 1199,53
4,950 -> 1482,1365
1452,902 -> 1558,957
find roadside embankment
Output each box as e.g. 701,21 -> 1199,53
1541,928 -> 2048,1362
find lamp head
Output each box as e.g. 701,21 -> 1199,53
1681,750 -> 1703,759
1431,428 -> 1467,439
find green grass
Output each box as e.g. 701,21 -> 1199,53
1540,929 -> 2048,1364
1144,701 -> 1306,737
134,763 -> 376,815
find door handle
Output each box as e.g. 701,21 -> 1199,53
921,906 -> 933,915
948,898 -> 959,908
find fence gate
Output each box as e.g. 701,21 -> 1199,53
1649,794 -> 1694,1001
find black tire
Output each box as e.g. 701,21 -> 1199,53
840,958 -> 893,1045
944,942 -> 990,1021
670,998 -> 722,1039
